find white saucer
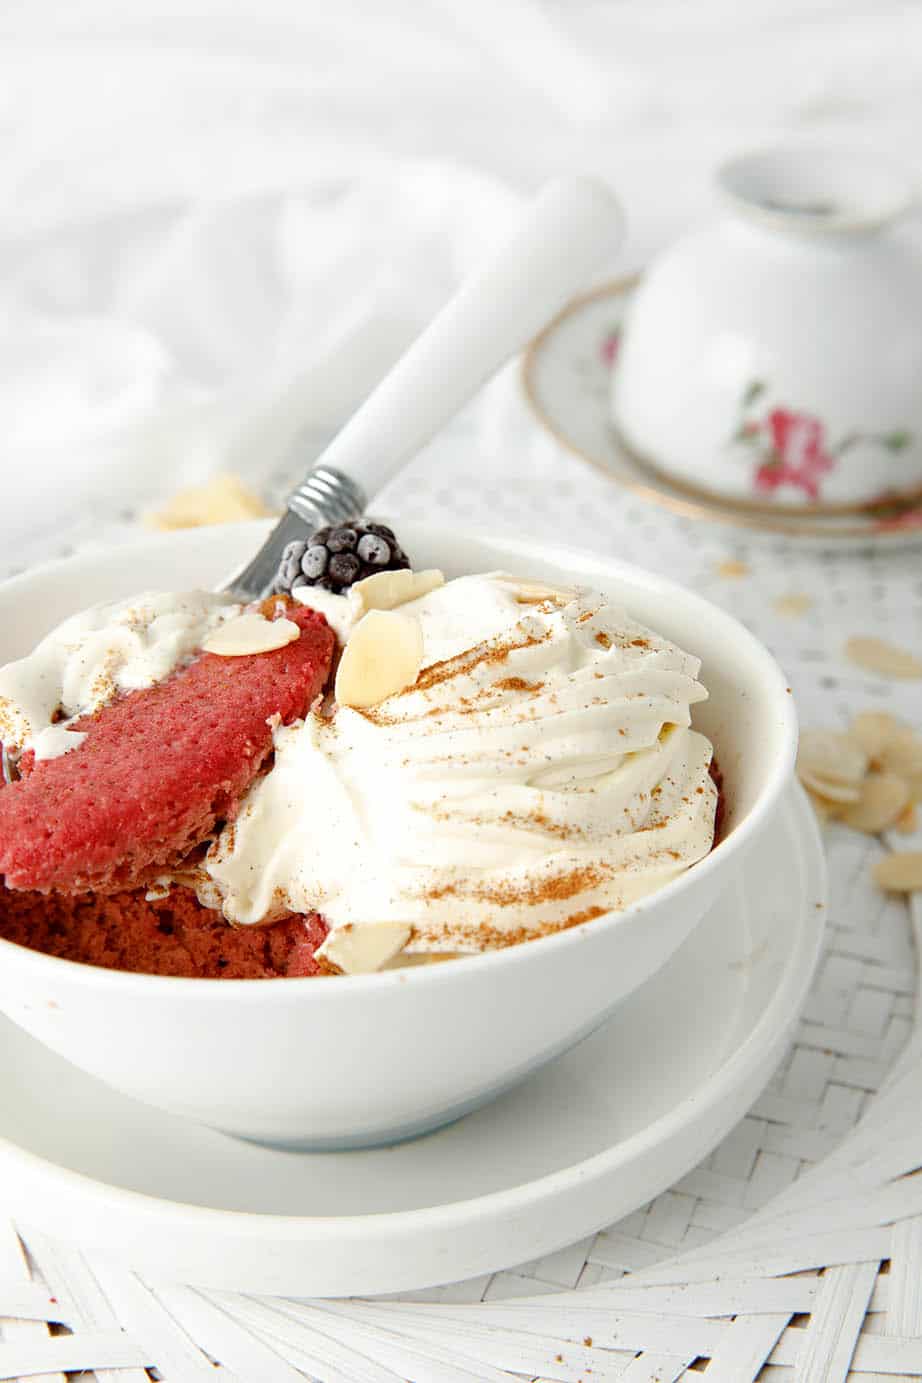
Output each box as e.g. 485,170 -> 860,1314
522,279 -> 922,550
0,786 -> 824,1297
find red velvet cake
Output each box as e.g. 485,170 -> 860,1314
0,885 -> 328,979
0,603 -> 334,894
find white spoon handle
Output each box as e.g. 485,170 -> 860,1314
311,176 -> 623,503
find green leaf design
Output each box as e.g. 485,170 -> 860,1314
742,380 -> 766,407
882,430 -> 912,451
732,423 -> 758,444
833,431 -> 861,456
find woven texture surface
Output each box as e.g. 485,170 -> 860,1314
1,370 -> 922,1379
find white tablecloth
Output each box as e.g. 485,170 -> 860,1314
4,0 -> 922,559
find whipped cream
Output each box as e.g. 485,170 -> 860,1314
291,568 -> 446,645
291,586 -> 357,644
0,590 -> 239,757
203,574 -> 718,973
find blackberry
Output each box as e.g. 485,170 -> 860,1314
274,519 -> 410,595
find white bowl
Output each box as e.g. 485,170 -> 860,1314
612,147 -> 922,512
0,522 -> 797,1149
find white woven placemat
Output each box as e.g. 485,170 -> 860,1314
2,384 -> 922,1380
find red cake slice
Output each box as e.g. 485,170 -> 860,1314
0,884 -> 329,979
0,603 -> 334,894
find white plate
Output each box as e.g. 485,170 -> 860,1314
0,784 -> 824,1296
522,279 -> 922,550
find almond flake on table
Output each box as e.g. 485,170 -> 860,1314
799,770 -> 861,807
840,773 -> 910,834
904,771 -> 922,804
797,729 -> 868,787
145,473 -> 276,530
873,851 -> 922,893
772,593 -> 812,617
844,635 -> 922,679
716,559 -> 749,579
796,715 -> 922,832
849,709 -> 908,761
876,727 -> 922,779
802,789 -> 840,822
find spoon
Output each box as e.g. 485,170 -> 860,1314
0,179 -> 621,788
228,175 -> 622,598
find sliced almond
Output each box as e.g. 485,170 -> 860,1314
797,729 -> 868,787
840,773 -> 910,834
873,851 -> 922,893
904,771 -> 922,805
877,728 -> 922,779
498,576 -> 577,606
335,609 -> 423,708
772,593 -> 812,618
716,559 -> 749,579
798,767 -> 862,804
804,788 -> 846,822
145,472 -> 275,530
849,710 -> 907,762
203,612 -> 299,657
895,803 -> 919,834
350,568 -> 444,615
845,636 -> 922,680
316,922 -> 411,975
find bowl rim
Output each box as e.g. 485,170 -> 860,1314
0,520 -> 799,999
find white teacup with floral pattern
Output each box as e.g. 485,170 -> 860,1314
611,147 -> 922,512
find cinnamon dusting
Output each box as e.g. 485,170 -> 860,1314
408,904 -> 608,954
0,696 -> 21,747
413,628 -> 550,695
424,862 -> 606,908
494,677 -> 545,693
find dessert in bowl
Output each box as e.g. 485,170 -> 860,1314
0,521 -> 796,1148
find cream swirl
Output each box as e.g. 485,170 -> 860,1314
0,590 -> 239,759
203,574 -> 717,972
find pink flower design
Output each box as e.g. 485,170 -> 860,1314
600,329 -> 620,367
769,408 -> 833,467
734,383 -> 910,504
751,408 -> 835,501
763,403 -> 834,497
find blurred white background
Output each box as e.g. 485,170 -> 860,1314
2,0 -> 922,554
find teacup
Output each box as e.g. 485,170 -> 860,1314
611,147 -> 922,512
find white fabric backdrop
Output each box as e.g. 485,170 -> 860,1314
2,0 -> 922,555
